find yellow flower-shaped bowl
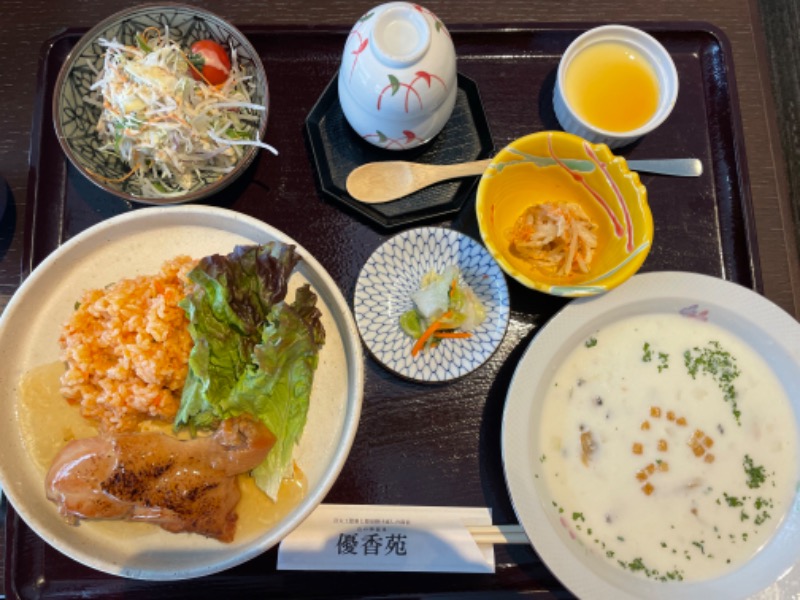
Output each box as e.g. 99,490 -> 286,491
475,131 -> 653,296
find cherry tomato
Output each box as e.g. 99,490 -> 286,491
189,40 -> 231,85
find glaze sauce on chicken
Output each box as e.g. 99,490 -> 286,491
21,362 -> 306,541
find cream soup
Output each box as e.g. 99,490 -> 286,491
539,312 -> 798,582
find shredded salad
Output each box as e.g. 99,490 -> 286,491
399,266 -> 487,356
88,27 -> 276,198
508,202 -> 598,276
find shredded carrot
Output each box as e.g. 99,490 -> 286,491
507,202 -> 598,276
179,48 -> 215,87
140,26 -> 162,44
433,331 -> 472,339
86,166 -> 138,184
411,310 -> 453,356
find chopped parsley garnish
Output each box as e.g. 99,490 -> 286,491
585,337 -> 598,348
684,341 -> 741,424
740,510 -> 750,522
723,492 -> 744,507
743,455 -> 767,489
628,557 -> 646,571
642,342 -> 669,372
692,541 -> 705,555
618,557 -> 685,582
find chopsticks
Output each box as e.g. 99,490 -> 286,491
468,524 -> 529,545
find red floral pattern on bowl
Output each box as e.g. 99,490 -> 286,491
338,2 -> 457,150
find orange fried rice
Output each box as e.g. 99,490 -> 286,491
59,256 -> 196,432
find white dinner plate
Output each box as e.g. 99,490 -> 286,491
0,206 -> 364,580
502,271 -> 800,600
354,226 -> 510,382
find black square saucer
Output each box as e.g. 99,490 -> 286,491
305,73 -> 494,229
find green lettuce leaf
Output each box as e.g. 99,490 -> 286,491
174,243 -> 325,499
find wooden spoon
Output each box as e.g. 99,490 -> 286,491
346,157 -> 703,204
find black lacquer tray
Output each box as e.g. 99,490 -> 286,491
7,22 -> 758,600
305,72 -> 495,228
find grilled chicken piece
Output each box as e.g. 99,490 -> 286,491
45,416 -> 275,542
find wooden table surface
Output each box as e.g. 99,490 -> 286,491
1,0 -> 798,597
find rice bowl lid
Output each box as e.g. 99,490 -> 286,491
339,2 -> 458,118
336,2 -> 458,150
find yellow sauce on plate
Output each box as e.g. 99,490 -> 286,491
18,361 -> 305,542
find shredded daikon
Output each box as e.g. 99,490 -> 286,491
90,28 -> 276,197
508,202 -> 598,276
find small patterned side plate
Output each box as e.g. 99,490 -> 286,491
354,227 -> 510,382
